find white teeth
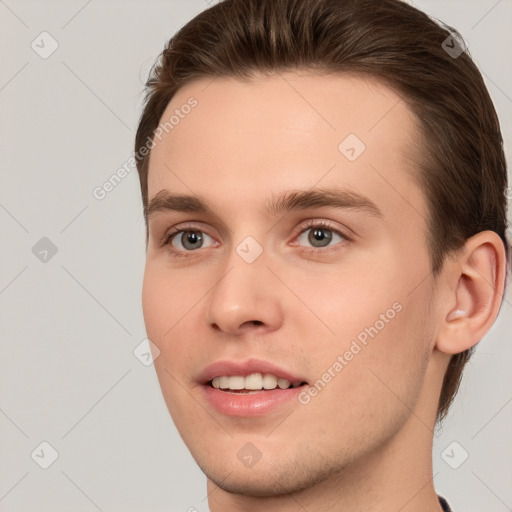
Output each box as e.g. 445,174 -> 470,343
262,374 -> 278,389
277,378 -> 291,389
245,373 -> 263,390
228,376 -> 245,390
211,373 -> 300,391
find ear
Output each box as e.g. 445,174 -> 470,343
435,230 -> 508,354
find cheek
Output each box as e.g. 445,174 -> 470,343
295,306 -> 430,453
141,265 -> 197,391
298,262 -> 432,400
288,262 -> 396,343
142,269 -> 169,345
142,266 -> 198,422
142,261 -> 216,380
142,262 -> 201,339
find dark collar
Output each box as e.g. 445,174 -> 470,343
438,495 -> 452,511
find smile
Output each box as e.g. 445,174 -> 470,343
210,373 -> 305,392
198,359 -> 309,416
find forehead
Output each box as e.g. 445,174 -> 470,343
147,71 -> 427,225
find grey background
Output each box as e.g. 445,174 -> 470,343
1,1 -> 511,511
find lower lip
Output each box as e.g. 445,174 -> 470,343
202,385 -> 305,417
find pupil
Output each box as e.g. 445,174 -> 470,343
182,231 -> 203,250
309,228 -> 332,247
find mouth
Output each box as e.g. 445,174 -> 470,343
207,373 -> 308,394
198,359 -> 309,416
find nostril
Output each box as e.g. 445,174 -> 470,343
252,320 -> 263,325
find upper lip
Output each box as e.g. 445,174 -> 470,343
197,358 -> 308,385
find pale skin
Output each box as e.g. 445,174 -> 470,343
141,71 -> 506,511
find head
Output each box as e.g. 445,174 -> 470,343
135,0 -> 509,499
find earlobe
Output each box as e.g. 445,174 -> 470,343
436,231 -> 507,355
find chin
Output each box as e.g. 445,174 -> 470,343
195,451 -> 348,498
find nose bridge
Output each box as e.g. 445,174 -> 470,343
206,234 -> 283,333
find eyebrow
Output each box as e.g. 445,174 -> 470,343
146,187 -> 383,220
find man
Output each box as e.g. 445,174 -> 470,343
134,0 -> 509,510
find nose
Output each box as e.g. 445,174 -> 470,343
206,249 -> 284,336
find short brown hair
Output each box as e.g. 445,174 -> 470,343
135,0 -> 510,422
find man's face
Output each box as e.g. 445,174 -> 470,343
142,71 -> 443,495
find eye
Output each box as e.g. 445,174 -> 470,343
295,221 -> 348,249
162,228 -> 215,253
159,220 -> 349,257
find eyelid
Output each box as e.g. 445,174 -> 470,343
159,221 -> 217,247
292,219 -> 352,241
289,219 -> 352,254
160,219 -> 351,258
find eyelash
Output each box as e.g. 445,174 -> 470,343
159,220 -> 351,257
